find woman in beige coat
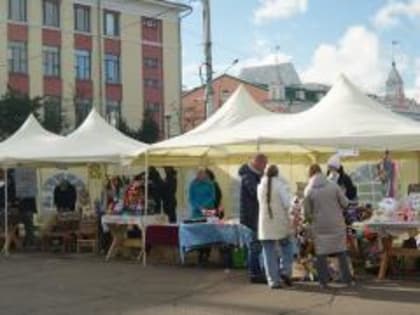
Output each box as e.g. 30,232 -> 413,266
257,165 -> 293,289
304,164 -> 353,288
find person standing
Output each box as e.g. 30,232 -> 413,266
188,169 -> 216,265
239,153 -> 268,283
162,167 -> 178,223
258,165 -> 293,289
205,169 -> 222,216
188,169 -> 216,219
304,164 -> 354,289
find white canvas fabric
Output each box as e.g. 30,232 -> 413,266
0,115 -> 63,166
28,110 -> 149,164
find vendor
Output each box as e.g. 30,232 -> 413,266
188,169 -> 216,219
378,150 -> 397,198
54,179 -> 77,212
327,155 -> 357,202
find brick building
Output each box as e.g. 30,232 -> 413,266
181,74 -> 269,132
0,0 -> 190,136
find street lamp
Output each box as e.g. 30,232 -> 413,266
165,113 -> 172,139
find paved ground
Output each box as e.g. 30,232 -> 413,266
0,254 -> 419,315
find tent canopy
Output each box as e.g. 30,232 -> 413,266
0,115 -> 63,166
146,75 -> 420,166
149,85 -> 283,156
232,75 -> 420,150
25,110 -> 149,164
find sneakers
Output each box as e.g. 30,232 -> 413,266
270,283 -> 283,290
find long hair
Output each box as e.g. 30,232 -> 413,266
265,165 -> 279,219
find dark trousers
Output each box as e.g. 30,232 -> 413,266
21,211 -> 35,248
316,251 -> 352,285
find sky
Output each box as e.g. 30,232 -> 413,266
179,0 -> 420,100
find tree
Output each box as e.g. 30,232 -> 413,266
0,88 -> 42,140
139,110 -> 160,144
118,110 -> 161,144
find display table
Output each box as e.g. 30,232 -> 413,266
366,222 -> 420,280
179,222 -> 253,263
101,214 -> 165,265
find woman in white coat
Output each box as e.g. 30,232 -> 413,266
257,165 -> 293,289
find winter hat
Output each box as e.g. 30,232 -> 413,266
327,154 -> 341,170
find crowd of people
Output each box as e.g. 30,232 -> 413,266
238,153 -> 356,290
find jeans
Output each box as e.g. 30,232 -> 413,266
316,251 -> 352,286
247,234 -> 263,279
261,238 -> 294,287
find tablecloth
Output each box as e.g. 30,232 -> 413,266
101,214 -> 166,232
179,223 -> 253,262
366,221 -> 420,237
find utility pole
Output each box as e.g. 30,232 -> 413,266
202,0 -> 214,118
97,0 -> 105,116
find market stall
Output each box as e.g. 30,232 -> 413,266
0,110 -> 150,259
144,75 -> 420,275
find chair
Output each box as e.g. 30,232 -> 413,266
42,212 -> 80,252
76,218 -> 98,253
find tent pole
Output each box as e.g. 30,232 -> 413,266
143,152 -> 149,267
144,152 -> 149,216
3,167 -> 9,256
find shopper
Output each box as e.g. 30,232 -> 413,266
304,164 -> 354,289
239,153 -> 268,283
257,165 -> 293,289
148,167 -> 164,214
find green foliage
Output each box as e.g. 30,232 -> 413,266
118,110 -> 161,144
0,88 -> 43,140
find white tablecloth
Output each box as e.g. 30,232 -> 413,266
101,214 -> 167,231
366,221 -> 420,237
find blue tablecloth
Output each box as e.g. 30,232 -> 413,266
179,223 -> 254,263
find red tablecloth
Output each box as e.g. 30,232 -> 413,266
146,225 -> 179,247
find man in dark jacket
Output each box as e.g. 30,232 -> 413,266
239,154 -> 267,283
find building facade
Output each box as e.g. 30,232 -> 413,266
0,0 -> 189,135
181,74 -> 269,132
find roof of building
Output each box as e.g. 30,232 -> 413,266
238,62 -> 302,86
146,0 -> 192,12
182,74 -> 269,98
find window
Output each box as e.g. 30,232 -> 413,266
75,99 -> 92,127
43,46 -> 60,77
143,57 -> 159,69
105,54 -> 120,84
144,78 -> 160,89
74,5 -> 90,33
106,101 -> 120,127
9,0 -> 27,22
295,90 -> 305,101
44,96 -> 62,133
104,11 -> 120,36
75,49 -> 91,80
143,18 -> 158,28
43,0 -> 60,27
146,102 -> 160,113
8,41 -> 27,74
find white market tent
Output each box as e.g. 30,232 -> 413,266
231,74 -> 420,151
0,115 -> 64,166
149,75 -> 420,166
22,110 -> 149,165
147,85 -> 312,165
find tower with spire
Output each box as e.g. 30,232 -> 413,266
385,41 -> 405,107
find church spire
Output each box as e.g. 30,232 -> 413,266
386,41 -> 404,102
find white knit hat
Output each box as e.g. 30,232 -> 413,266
327,154 -> 341,170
